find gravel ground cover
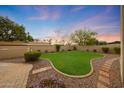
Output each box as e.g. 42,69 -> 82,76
26,54 -> 122,88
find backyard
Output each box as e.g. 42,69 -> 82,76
0,44 -> 121,88
0,5 -> 122,88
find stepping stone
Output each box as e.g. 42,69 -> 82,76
97,82 -> 107,88
104,63 -> 112,67
105,62 -> 113,65
99,70 -> 109,77
102,65 -> 110,69
32,66 -> 52,74
98,76 -> 110,85
101,67 -> 110,72
111,58 -> 119,61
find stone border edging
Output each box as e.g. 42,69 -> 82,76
42,54 -> 106,78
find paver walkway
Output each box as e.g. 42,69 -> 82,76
97,57 -> 119,88
32,66 -> 52,74
0,62 -> 32,88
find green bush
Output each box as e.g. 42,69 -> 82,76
55,44 -> 61,52
102,47 -> 109,53
93,49 -> 97,52
114,47 -> 120,54
73,46 -> 77,50
24,51 -> 41,62
44,50 -> 48,53
62,49 -> 65,52
68,49 -> 71,51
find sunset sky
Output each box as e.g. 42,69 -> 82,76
0,5 -> 120,42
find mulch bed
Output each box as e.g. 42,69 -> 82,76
26,55 -> 122,88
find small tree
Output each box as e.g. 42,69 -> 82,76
0,16 -> 33,42
48,39 -> 52,45
70,29 -> 97,46
26,32 -> 33,42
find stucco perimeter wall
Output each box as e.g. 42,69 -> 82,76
0,46 -> 28,60
0,44 -> 120,60
77,44 -> 120,53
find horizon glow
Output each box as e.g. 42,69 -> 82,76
0,5 -> 120,42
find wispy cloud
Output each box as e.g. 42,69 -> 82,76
70,6 -> 85,12
71,6 -> 118,31
29,6 -> 120,42
28,6 -> 61,21
57,6 -> 120,42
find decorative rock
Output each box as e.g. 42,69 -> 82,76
99,70 -> 109,77
99,76 -> 110,85
97,82 -> 107,88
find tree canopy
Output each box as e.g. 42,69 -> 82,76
70,29 -> 98,46
0,16 -> 33,42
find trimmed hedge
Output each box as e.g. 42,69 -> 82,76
24,51 -> 41,62
102,47 -> 109,53
113,47 -> 120,54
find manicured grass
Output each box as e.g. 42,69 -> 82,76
41,51 -> 104,76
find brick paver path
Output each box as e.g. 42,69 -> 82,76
32,66 -> 52,74
0,62 -> 32,88
97,57 -> 119,88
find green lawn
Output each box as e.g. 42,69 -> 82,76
41,51 -> 104,76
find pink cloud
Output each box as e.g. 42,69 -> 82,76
92,23 -> 120,32
51,11 -> 61,20
28,6 -> 61,21
96,33 -> 120,42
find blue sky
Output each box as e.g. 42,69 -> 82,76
0,5 -> 120,42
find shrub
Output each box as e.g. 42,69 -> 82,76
102,47 -> 109,53
114,47 -> 120,54
55,44 -> 61,52
37,50 -> 41,52
73,46 -> 77,50
44,50 -> 48,53
86,49 -> 89,52
62,49 -> 65,52
93,49 -> 97,52
24,51 -> 41,62
68,49 -> 71,51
